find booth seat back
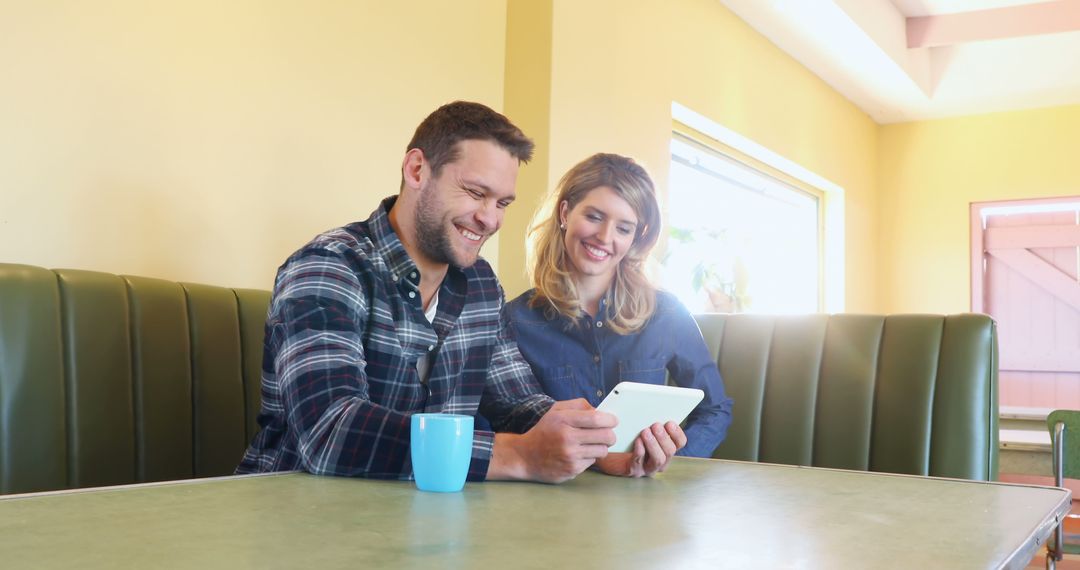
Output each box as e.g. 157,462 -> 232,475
0,262 -> 1000,494
694,313 -> 999,481
0,263 -> 270,495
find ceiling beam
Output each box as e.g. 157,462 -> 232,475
718,0 -> 933,122
907,0 -> 1080,48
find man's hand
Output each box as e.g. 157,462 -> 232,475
594,422 -> 686,478
488,399 -> 617,483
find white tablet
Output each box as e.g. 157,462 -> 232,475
596,382 -> 704,453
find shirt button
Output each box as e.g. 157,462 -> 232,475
428,344 -> 436,351
410,271 -> 417,279
596,390 -> 604,398
596,321 -> 603,328
593,355 -> 600,363
408,291 -> 416,299
391,273 -> 398,281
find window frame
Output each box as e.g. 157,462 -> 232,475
666,102 -> 845,313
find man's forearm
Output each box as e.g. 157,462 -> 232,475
486,433 -> 532,481
294,402 -> 411,477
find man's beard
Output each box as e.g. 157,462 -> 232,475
415,186 -> 465,268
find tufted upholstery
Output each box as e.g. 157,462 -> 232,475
0,264 -> 269,494
696,313 -> 999,481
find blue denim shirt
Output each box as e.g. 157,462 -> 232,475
504,289 -> 733,458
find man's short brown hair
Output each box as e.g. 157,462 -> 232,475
406,101 -> 534,177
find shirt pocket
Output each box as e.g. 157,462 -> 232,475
536,364 -> 585,401
618,358 -> 668,386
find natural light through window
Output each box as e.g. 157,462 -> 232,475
664,136 -> 821,314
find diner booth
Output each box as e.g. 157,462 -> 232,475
1,0 -> 1078,567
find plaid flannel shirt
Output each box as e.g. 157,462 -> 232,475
236,196 -> 554,480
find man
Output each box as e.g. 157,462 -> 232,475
237,101 -> 617,483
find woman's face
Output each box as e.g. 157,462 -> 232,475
560,186 -> 639,286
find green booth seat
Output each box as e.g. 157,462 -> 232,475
0,263 -> 269,494
696,313 -> 998,481
1,263 -> 999,494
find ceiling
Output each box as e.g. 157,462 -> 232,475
718,0 -> 1080,123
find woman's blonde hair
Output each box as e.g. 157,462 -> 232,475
528,153 -> 661,334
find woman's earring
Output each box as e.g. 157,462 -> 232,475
559,222 -> 566,230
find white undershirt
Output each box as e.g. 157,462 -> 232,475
423,288 -> 439,324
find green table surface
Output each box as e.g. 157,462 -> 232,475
0,458 -> 1069,569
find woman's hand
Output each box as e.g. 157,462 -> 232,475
595,421 -> 687,478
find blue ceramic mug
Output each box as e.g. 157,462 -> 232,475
410,413 -> 474,492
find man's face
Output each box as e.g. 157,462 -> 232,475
414,139 -> 519,269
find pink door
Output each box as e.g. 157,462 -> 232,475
972,198 -> 1080,408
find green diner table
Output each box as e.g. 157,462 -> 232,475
0,458 -> 1070,569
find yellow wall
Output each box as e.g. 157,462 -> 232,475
498,0 -> 880,310
4,0 -> 895,314
0,0 -> 508,289
878,105 -> 1080,313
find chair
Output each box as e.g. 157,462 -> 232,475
1046,410 -> 1080,569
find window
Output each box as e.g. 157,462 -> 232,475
662,103 -> 843,314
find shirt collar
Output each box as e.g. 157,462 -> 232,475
366,196 -> 420,282
366,195 -> 467,292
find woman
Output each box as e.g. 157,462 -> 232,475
506,153 -> 733,478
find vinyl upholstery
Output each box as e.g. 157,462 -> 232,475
696,313 -> 998,480
0,263 -> 998,494
0,264 -> 270,494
